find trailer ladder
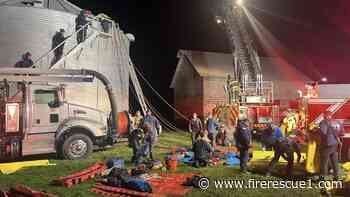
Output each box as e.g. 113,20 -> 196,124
111,22 -> 148,114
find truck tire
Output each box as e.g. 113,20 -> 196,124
61,133 -> 93,160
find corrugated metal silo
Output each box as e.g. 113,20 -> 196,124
0,0 -> 130,113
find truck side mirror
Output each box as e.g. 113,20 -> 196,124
48,100 -> 60,108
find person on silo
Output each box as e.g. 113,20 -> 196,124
14,52 -> 34,68
96,13 -> 112,33
51,29 -> 66,65
75,10 -> 89,44
141,110 -> 160,160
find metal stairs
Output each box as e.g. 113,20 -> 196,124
32,23 -> 101,69
32,16 -> 148,115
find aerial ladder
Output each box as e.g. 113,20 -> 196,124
217,0 -> 264,104
212,0 -> 274,125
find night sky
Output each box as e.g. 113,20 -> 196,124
71,0 -> 350,117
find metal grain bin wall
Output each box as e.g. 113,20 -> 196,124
0,4 -> 129,113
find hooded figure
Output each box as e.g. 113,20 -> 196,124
75,10 -> 89,44
14,52 -> 34,68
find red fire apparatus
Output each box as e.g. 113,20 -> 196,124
247,83 -> 350,161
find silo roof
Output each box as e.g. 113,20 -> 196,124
0,0 -> 81,14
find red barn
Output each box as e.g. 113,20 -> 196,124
170,50 -> 311,125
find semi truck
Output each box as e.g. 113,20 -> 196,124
0,68 -> 129,161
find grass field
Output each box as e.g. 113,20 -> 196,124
0,132 -> 348,197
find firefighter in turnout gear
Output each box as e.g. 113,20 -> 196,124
75,10 -> 90,44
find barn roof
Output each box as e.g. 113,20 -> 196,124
170,50 -> 311,88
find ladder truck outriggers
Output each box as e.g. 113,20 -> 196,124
213,0 -> 274,130
0,68 -> 130,161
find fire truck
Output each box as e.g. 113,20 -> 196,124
0,68 -> 129,161
301,84 -> 350,161
214,0 -> 350,161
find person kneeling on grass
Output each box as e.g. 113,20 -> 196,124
234,119 -> 252,174
193,131 -> 214,167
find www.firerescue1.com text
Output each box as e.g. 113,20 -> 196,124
197,177 -> 343,190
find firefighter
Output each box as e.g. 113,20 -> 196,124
14,52 -> 34,68
217,124 -> 227,146
75,10 -> 89,44
206,113 -> 219,147
281,110 -> 297,137
193,131 -> 214,167
305,123 -> 321,174
96,13 -> 112,33
129,127 -> 144,165
141,110 -> 160,160
234,119 -> 252,173
319,111 -> 343,180
51,29 -> 66,65
266,136 -> 302,177
188,113 -> 203,146
131,111 -> 143,130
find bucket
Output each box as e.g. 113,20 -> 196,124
166,156 -> 177,171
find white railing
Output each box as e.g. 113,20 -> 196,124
240,81 -> 274,103
32,15 -> 114,69
32,22 -> 92,69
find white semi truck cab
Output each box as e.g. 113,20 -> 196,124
0,68 -> 129,160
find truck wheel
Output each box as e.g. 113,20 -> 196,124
61,134 -> 93,160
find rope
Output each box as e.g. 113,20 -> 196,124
133,65 -> 190,121
130,83 -> 182,132
144,96 -> 183,132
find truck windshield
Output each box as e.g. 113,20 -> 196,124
34,90 -> 58,104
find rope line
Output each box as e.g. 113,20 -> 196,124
133,65 -> 190,121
